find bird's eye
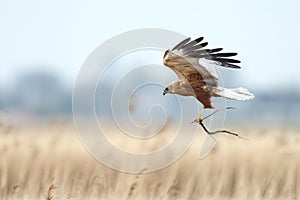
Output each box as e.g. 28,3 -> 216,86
165,87 -> 169,91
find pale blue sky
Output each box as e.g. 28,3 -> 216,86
0,0 -> 299,91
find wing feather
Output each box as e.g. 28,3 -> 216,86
207,48 -> 223,53
211,52 -> 238,57
171,37 -> 191,50
212,58 -> 241,63
184,44 -> 208,52
181,37 -> 204,49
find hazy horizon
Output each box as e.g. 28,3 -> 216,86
1,0 -> 300,91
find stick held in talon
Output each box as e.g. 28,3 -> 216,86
196,119 -> 244,139
192,107 -> 247,140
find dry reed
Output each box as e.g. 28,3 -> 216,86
0,124 -> 299,199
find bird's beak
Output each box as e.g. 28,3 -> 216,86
163,91 -> 166,96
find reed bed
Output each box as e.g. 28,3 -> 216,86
0,124 -> 299,199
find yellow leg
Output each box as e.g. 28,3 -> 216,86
192,108 -> 205,124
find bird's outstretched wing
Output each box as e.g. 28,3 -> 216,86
163,36 -> 241,108
171,36 -> 241,69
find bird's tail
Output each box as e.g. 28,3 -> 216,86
213,87 -> 255,100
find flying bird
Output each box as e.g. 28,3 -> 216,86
162,36 -> 254,135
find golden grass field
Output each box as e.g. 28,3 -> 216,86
0,123 -> 299,200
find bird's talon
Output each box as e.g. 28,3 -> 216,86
192,117 -> 202,124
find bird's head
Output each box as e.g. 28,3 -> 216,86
163,87 -> 169,95
163,82 -> 179,95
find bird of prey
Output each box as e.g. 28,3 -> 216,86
162,36 -> 254,136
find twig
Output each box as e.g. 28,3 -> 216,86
201,107 -> 236,121
192,107 -> 247,140
199,120 -> 247,140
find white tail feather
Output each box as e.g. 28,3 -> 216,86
213,87 -> 255,100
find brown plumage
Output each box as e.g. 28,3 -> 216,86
163,51 -> 213,108
162,36 -> 254,110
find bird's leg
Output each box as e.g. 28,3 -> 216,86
192,108 -> 206,124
